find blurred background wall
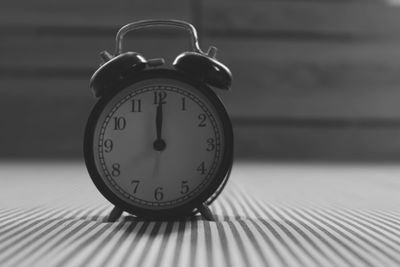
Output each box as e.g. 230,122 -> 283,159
2,0 -> 400,161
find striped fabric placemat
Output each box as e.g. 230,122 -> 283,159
1,162 -> 400,267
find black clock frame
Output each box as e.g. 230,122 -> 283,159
84,68 -> 233,220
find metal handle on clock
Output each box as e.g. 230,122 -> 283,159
115,19 -> 204,55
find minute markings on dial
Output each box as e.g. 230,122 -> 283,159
97,85 -> 222,207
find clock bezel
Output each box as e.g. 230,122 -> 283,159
84,68 -> 233,220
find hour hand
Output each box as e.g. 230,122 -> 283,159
156,102 -> 162,140
153,102 -> 166,151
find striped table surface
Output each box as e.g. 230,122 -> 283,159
1,162 -> 400,267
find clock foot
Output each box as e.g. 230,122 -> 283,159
107,206 -> 124,222
198,203 -> 215,221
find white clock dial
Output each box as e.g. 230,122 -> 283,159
92,78 -> 225,209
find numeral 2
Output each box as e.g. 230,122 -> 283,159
198,114 -> 207,127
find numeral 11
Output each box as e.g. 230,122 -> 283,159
131,99 -> 142,112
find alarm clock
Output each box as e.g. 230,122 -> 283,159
84,19 -> 233,221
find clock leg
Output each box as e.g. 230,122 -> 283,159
107,206 -> 124,222
198,203 -> 215,221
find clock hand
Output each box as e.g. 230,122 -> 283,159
153,101 -> 166,151
156,101 -> 163,141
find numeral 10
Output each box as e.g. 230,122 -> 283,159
113,117 -> 126,130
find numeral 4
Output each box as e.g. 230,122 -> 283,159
197,161 -> 207,175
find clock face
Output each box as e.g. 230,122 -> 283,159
87,75 -> 231,216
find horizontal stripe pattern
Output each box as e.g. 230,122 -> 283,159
2,163 -> 400,267
1,184 -> 400,267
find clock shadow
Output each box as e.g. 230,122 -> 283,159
116,214 -> 206,222
78,213 -> 232,224
68,206 -> 240,224
96,213 -> 238,224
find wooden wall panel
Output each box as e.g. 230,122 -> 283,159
3,78 -> 400,161
0,0 -> 191,28
0,78 -> 92,158
0,0 -> 196,159
203,0 -> 400,160
0,35 -> 189,70
211,40 -> 400,118
234,124 -> 400,161
203,1 -> 400,39
2,0 -> 400,160
7,35 -> 400,119
201,0 -> 400,120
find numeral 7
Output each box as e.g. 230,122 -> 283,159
131,180 -> 140,194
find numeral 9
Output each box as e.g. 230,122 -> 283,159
104,139 -> 113,152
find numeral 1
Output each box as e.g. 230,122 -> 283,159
181,97 -> 186,111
